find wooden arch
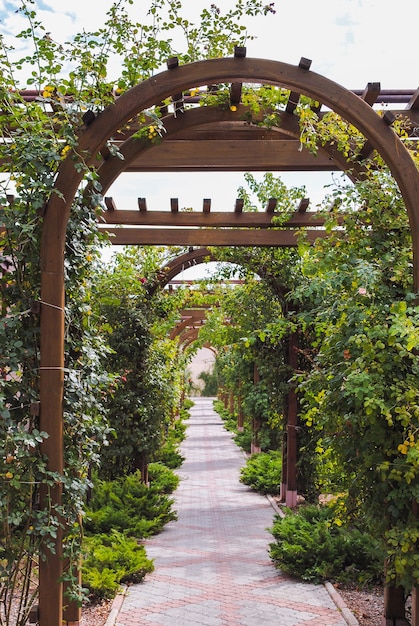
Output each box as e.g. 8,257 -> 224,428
39,55 -> 419,626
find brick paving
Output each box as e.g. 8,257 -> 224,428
115,397 -> 352,626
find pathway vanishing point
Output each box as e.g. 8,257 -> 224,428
112,397 -> 357,626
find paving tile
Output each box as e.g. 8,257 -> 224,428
114,398 -> 352,626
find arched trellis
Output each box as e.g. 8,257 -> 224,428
39,55 -> 419,626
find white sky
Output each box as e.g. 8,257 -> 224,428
0,0 -> 416,271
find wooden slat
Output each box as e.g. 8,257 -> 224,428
203,198 -> 211,213
230,82 -> 242,105
266,198 -> 277,213
101,209 -> 336,227
102,227 -> 329,247
362,82 -> 381,106
104,197 -> 116,211
170,198 -> 179,213
286,91 -> 300,114
298,198 -> 310,212
358,140 -> 374,161
138,197 -> 147,212
234,199 -> 244,213
407,88 -> 419,111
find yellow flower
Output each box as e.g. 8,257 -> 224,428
230,105 -> 237,112
398,443 -> 408,455
5,471 -> 13,480
61,145 -> 71,158
42,85 -> 54,98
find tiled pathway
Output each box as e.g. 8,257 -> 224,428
114,397 -> 353,626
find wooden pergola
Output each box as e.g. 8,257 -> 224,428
20,50 -> 419,625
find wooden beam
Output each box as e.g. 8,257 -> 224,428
101,209 -> 336,227
123,139 -> 341,172
203,198 -> 211,213
102,227 -> 329,246
170,198 -> 179,213
234,199 -> 244,213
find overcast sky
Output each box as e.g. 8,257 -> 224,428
0,0 -> 416,261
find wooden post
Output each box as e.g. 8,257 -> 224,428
382,586 -> 409,625
251,364 -> 262,454
285,333 -> 298,508
237,383 -> 244,431
39,268 -> 65,626
229,390 -> 234,415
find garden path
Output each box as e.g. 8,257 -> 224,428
112,397 -> 356,626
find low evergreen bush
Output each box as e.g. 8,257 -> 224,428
148,461 -> 180,493
82,530 -> 154,599
268,504 -> 384,585
85,471 -> 177,538
240,450 -> 282,494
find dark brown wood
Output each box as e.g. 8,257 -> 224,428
383,586 -> 409,625
266,198 -> 277,213
102,227 -> 329,246
234,199 -> 244,213
138,197 -> 147,212
362,82 -> 381,106
285,332 -> 298,506
298,198 -> 310,212
122,139 -> 341,172
39,264 -> 65,626
170,198 -> 179,213
203,198 -> 211,213
101,209 -> 337,227
104,196 -> 116,211
230,82 -> 242,105
408,88 -> 419,110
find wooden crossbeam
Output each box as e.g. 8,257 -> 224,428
234,199 -> 244,213
171,198 -> 179,213
362,82 -> 381,106
100,209 -> 335,227
102,227 -> 329,246
203,198 -> 211,213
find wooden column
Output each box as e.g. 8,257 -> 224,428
285,333 -> 298,507
382,586 -> 409,626
229,390 -> 234,415
237,383 -> 244,432
39,268 -> 65,626
412,587 -> 419,626
251,364 -> 262,454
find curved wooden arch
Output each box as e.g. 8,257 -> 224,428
39,56 -> 419,625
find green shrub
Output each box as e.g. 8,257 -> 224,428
85,471 -> 177,538
148,462 -> 179,493
153,414 -> 187,469
268,505 -> 384,585
240,450 -> 282,494
82,530 -> 154,599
